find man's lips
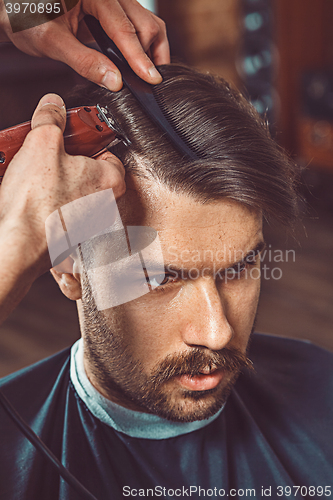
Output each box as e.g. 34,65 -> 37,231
174,368 -> 225,391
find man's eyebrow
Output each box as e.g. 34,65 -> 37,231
228,240 -> 266,268
163,240 -> 266,277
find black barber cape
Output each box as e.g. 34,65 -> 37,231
0,333 -> 332,500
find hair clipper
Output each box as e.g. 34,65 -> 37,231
0,104 -> 130,184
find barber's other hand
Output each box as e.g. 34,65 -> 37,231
0,93 -> 126,275
0,0 -> 170,90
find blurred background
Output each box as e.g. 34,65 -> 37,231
0,0 -> 332,376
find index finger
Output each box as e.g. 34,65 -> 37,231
124,10 -> 170,66
31,94 -> 66,132
145,15 -> 170,66
91,2 -> 163,83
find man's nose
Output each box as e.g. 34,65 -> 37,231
181,279 -> 234,351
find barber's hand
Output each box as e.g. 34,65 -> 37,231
0,0 -> 170,90
0,93 -> 126,274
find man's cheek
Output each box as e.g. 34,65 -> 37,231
104,303 -> 167,358
225,281 -> 261,333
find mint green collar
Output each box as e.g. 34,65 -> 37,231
70,339 -> 224,440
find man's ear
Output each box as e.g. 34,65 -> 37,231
50,256 -> 82,301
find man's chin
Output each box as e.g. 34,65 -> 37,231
142,380 -> 235,423
151,394 -> 226,423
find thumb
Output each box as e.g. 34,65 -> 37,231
31,93 -> 67,133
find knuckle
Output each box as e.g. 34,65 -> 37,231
150,18 -> 162,35
73,53 -> 97,79
159,19 -> 167,33
105,168 -> 126,196
151,14 -> 166,32
141,19 -> 160,41
117,18 -> 137,36
110,166 -> 124,184
117,177 -> 127,196
82,157 -> 126,196
29,124 -> 63,148
146,27 -> 159,41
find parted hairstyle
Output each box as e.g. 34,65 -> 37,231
67,64 -> 300,226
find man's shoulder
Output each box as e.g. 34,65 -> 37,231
0,346 -> 71,388
227,334 -> 333,485
237,332 -> 333,414
249,331 -> 333,375
0,347 -> 72,414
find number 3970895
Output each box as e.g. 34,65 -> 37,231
5,3 -> 61,14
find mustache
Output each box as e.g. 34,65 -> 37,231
150,347 -> 254,387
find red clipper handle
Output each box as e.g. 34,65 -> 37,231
0,106 -> 117,179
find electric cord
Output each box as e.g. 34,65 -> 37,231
0,390 -> 98,500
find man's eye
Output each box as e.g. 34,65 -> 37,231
245,253 -> 258,265
225,262 -> 246,278
225,254 -> 259,279
149,274 -> 175,290
149,274 -> 168,288
238,262 -> 248,272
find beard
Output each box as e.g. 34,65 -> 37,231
79,269 -> 255,423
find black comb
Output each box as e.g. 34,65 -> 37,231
84,15 -> 198,161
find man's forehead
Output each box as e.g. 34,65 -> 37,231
118,172 -> 262,233
112,173 -> 264,270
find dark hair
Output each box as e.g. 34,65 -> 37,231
67,64 -> 300,226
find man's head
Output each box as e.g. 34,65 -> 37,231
52,64 -> 299,422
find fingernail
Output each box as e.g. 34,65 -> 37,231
39,93 -> 65,109
102,71 -> 121,90
148,66 -> 162,82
